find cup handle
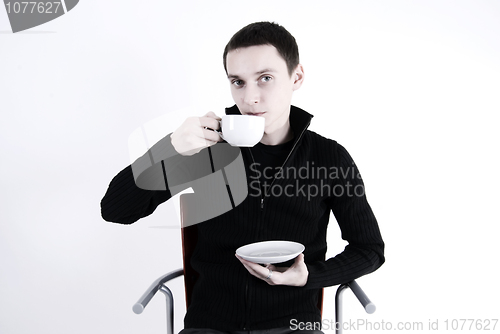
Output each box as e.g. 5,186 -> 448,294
204,121 -> 225,141
216,120 -> 225,140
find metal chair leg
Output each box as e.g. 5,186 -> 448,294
159,284 -> 175,334
335,283 -> 349,334
335,280 -> 376,334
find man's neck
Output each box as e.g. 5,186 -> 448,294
260,119 -> 294,146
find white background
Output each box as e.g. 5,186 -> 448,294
1,1 -> 499,333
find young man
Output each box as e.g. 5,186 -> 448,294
101,22 -> 384,333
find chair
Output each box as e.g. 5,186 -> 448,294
132,195 -> 376,334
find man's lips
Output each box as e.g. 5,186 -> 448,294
245,112 -> 266,116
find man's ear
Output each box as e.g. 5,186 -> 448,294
292,64 -> 305,91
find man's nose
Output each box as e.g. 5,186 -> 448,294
243,84 -> 259,105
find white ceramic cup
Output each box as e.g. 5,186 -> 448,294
218,115 -> 265,147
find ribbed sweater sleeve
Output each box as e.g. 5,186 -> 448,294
304,143 -> 385,288
100,133 -> 181,224
100,133 -> 194,224
100,133 -> 242,225
100,165 -> 172,224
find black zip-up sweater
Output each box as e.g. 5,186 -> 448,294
101,105 -> 385,331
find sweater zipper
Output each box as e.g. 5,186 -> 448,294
248,119 -> 311,210
243,278 -> 249,330
247,149 -> 264,210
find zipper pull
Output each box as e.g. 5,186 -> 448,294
260,198 -> 264,209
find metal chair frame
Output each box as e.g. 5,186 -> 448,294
133,270 -> 375,334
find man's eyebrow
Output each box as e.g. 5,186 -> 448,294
255,68 -> 276,75
227,68 -> 276,79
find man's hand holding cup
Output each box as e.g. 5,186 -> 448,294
171,112 -> 222,156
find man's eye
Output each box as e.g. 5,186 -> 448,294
261,76 -> 272,82
233,80 -> 244,86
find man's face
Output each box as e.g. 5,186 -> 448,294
226,45 -> 303,138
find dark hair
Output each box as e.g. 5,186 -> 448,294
223,21 -> 299,77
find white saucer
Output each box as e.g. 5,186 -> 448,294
236,240 -> 305,264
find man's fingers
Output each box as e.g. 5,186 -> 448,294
294,253 -> 305,265
171,114 -> 223,156
199,120 -> 220,132
236,255 -> 271,279
241,261 -> 262,277
200,114 -> 221,130
201,128 -> 222,143
204,111 -> 222,120
245,260 -> 267,277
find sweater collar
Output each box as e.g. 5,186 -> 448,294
224,105 -> 314,145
